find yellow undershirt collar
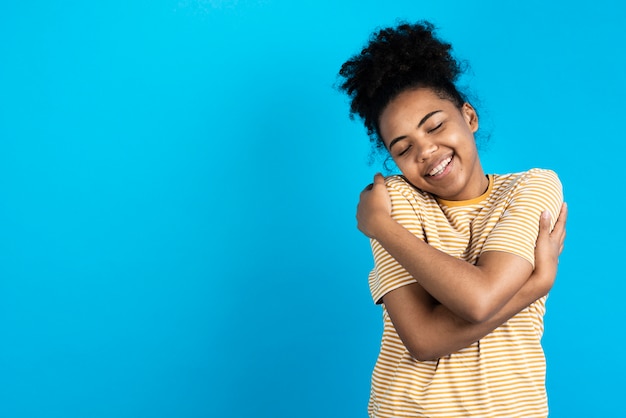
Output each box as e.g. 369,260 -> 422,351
436,174 -> 493,207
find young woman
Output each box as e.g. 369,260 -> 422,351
338,22 -> 567,417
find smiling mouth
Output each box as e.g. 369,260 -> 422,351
428,156 -> 453,177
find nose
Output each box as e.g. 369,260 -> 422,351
416,140 -> 438,163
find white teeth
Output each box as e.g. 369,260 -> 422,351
429,156 -> 452,176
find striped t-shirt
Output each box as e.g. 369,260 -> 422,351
368,168 -> 563,418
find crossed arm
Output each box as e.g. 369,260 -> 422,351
358,174 -> 567,361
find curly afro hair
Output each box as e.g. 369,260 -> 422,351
338,21 -> 469,153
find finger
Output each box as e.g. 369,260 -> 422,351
373,173 -> 385,185
538,209 -> 552,237
558,228 -> 566,247
551,202 -> 568,235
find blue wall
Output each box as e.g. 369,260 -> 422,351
1,1 -> 624,416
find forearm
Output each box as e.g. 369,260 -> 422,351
374,216 -> 528,322
415,278 -> 544,360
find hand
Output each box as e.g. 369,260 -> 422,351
356,173 -> 392,239
531,202 -> 568,294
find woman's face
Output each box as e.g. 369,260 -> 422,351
379,88 -> 487,201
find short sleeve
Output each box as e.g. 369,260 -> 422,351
368,177 -> 426,304
482,169 -> 563,266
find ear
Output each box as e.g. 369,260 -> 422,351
462,103 -> 479,133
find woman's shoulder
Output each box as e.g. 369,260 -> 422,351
384,174 -> 410,188
385,174 -> 428,196
492,168 -> 562,201
384,175 -> 431,200
494,168 -> 561,187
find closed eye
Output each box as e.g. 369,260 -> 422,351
398,145 -> 412,156
428,122 -> 443,133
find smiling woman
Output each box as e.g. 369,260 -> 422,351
380,89 -> 486,201
338,21 -> 567,417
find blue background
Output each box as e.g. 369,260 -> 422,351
1,1 -> 624,417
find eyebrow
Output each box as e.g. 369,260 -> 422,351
388,110 -> 443,150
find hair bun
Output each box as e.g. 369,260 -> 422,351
338,21 -> 466,150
